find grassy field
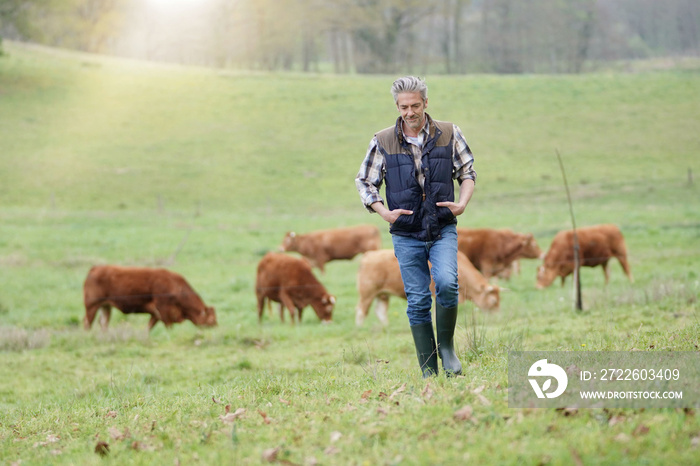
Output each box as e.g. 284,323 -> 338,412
0,41 -> 699,465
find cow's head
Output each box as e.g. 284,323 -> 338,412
520,233 -> 542,259
314,294 -> 336,323
536,265 -> 557,289
280,232 -> 296,252
474,284 -> 500,311
193,305 -> 217,327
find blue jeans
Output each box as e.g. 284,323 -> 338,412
391,224 -> 459,326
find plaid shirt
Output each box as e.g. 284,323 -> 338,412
355,114 -> 476,212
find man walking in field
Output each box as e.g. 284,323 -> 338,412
355,76 -> 477,377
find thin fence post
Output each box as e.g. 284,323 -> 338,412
556,149 -> 582,312
166,229 -> 192,265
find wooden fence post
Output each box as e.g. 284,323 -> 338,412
556,149 -> 582,312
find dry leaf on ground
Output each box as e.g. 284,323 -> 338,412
108,427 -> 129,440
633,424 -> 650,436
258,409 -> 272,424
220,408 -> 246,424
389,383 -> 406,402
94,441 -> 109,456
262,447 -> 280,462
454,405 -> 473,421
324,445 -> 340,455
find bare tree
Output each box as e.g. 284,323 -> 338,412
6,0 -> 699,73
480,0 -> 522,73
74,0 -> 125,53
435,0 -> 470,74
342,0 -> 429,73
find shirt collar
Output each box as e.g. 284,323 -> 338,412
399,113 -> 431,140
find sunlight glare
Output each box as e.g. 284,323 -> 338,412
147,0 -> 212,11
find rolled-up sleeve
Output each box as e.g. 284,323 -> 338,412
355,137 -> 385,213
453,124 -> 476,184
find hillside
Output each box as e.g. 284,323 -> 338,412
0,41 -> 699,465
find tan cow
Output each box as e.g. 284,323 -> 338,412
457,227 -> 542,279
280,224 -> 381,272
83,265 -> 217,332
355,250 -> 500,326
255,252 -> 336,324
536,224 -> 634,288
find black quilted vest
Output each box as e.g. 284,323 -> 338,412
376,116 -> 456,241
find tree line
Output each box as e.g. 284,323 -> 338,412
2,0 -> 699,74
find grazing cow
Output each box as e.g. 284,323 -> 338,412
280,224 -> 381,272
83,265 -> 217,332
355,250 -> 500,326
536,224 -> 633,289
496,259 -> 521,280
255,252 -> 336,324
457,227 -> 542,279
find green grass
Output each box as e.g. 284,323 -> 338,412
0,41 -> 699,465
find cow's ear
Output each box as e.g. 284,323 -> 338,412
290,232 -> 296,238
330,296 -> 336,305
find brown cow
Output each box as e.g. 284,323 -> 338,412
280,224 -> 381,272
536,224 -> 634,289
83,265 -> 217,332
457,227 -> 542,279
255,252 -> 336,324
355,250 -> 500,326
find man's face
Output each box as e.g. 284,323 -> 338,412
396,92 -> 427,133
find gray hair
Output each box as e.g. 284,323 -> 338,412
391,76 -> 428,103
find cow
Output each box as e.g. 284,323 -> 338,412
495,259 -> 521,280
255,252 -> 336,324
83,265 -> 217,332
536,224 -> 634,289
355,250 -> 500,326
280,224 -> 381,272
457,227 -> 542,279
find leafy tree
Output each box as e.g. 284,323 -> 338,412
29,0 -> 131,53
0,0 -> 35,54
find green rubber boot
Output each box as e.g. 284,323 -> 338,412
436,303 -> 462,376
410,321 -> 439,378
